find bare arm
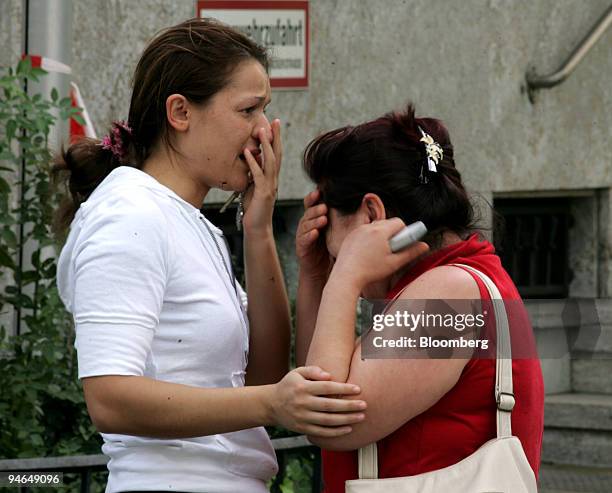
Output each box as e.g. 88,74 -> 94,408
243,227 -> 291,384
296,270 -> 326,367
295,190 -> 331,367
241,121 -> 291,385
82,375 -> 272,437
305,220 -> 479,450
83,366 -> 368,439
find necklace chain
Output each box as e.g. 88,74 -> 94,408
199,215 -> 249,369
199,216 -> 237,297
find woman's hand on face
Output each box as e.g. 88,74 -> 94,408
241,119 -> 282,234
269,366 -> 367,437
332,218 -> 429,290
296,189 -> 331,280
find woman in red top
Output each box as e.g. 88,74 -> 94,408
295,105 -> 544,492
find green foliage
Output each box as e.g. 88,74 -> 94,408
0,58 -> 101,460
279,452 -> 317,493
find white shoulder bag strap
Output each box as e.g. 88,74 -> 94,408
453,264 -> 515,438
357,264 -> 515,480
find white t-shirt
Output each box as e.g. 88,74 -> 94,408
57,166 -> 278,493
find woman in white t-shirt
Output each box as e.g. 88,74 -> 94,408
53,18 -> 366,493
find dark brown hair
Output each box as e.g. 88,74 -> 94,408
303,104 -> 476,245
52,17 -> 268,234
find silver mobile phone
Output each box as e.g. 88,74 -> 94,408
389,221 -> 427,253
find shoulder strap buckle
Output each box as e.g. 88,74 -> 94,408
496,391 -> 515,412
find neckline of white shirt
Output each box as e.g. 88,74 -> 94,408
108,166 -> 224,234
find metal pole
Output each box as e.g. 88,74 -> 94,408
16,0 -> 73,336
26,0 -> 73,150
526,4 -> 612,93
80,469 -> 92,493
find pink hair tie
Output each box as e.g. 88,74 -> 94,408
100,120 -> 133,161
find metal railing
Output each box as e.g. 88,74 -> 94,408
0,435 -> 321,493
526,4 -> 612,102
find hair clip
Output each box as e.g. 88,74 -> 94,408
100,120 -> 133,161
418,127 -> 443,173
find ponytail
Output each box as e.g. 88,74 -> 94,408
51,121 -> 138,236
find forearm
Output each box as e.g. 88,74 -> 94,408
305,272 -> 361,382
244,228 -> 291,384
83,375 -> 273,438
296,268 -> 326,366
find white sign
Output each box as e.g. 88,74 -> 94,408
198,1 -> 309,89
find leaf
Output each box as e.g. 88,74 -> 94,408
58,97 -> 72,108
6,119 -> 16,140
0,177 -> 10,194
0,245 -> 15,269
31,249 -> 40,268
71,114 -> 86,126
1,226 -> 18,248
16,57 -> 31,76
50,88 -> 58,102
48,383 -> 61,394
17,293 -> 35,309
31,67 -> 46,78
20,270 -> 40,285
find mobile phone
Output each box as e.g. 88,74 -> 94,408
389,221 -> 427,253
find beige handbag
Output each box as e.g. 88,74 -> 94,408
345,264 -> 538,493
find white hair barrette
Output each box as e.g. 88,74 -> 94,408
418,126 -> 443,173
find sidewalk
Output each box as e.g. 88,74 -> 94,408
539,464 -> 612,493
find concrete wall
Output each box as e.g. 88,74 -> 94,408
0,0 -> 22,66
64,0 -> 612,205
2,0 -> 610,216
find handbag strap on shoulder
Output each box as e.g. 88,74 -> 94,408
452,264 -> 514,439
356,264 -> 515,480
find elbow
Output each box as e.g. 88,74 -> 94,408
82,378 -> 124,434
91,415 -> 113,434
85,401 -> 116,434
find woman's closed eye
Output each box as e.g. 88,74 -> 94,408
241,105 -> 258,115
241,102 -> 270,116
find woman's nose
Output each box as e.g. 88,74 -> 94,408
254,113 -> 273,142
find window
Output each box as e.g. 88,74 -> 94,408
493,198 -> 571,298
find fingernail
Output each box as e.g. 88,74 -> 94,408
352,386 -> 361,393
359,401 -> 367,409
357,414 -> 365,420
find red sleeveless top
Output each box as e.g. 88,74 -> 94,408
322,234 -> 544,492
